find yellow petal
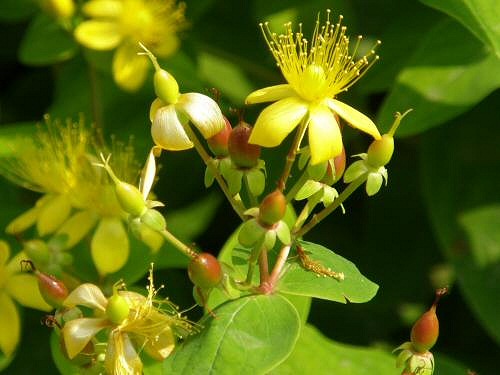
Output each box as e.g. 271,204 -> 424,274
64,283 -> 108,311
177,93 -> 225,139
144,325 -> 175,360
0,241 -> 10,266
149,98 -> 165,122
5,250 -> 28,275
91,217 -> 129,275
82,0 -> 123,18
308,105 -> 343,165
5,206 -> 39,235
139,148 -> 157,200
63,318 -> 109,359
36,194 -> 72,236
6,274 -> 52,312
57,210 -> 98,249
154,34 -> 180,57
249,97 -> 308,147
74,20 -> 122,50
137,223 -> 164,253
152,105 -> 193,151
245,84 -> 295,104
112,43 -> 150,92
105,332 -> 143,375
326,98 -> 381,139
0,293 -> 20,357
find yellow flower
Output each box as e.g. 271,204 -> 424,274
246,10 -> 382,165
0,241 -> 51,357
62,269 -> 195,373
0,117 -> 162,276
74,0 -> 186,91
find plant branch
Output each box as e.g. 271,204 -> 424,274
160,229 -> 198,259
277,118 -> 308,192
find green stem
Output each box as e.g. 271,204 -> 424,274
182,123 -> 246,220
293,193 -> 321,233
160,229 -> 197,259
294,175 -> 367,238
259,248 -> 269,285
277,118 -> 308,192
266,245 -> 291,289
285,169 -> 310,202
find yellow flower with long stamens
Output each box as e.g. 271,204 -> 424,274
0,241 -> 51,358
246,10 -> 382,165
61,267 -> 196,373
74,0 -> 186,91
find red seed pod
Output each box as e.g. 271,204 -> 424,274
258,190 -> 287,227
36,271 -> 69,308
188,253 -> 223,289
207,116 -> 232,157
332,146 -> 346,183
228,122 -> 261,168
410,288 -> 447,353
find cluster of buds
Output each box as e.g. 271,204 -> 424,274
394,288 -> 447,375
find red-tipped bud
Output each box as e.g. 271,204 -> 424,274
36,271 -> 69,308
367,134 -> 394,168
207,117 -> 232,157
188,253 -> 223,289
106,293 -> 130,324
258,190 -> 286,227
228,122 -> 261,168
410,288 -> 447,353
332,147 -> 346,183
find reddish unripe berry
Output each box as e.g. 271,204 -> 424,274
228,122 -> 261,168
188,253 -> 223,289
410,288 -> 447,353
37,271 -> 69,308
207,117 -> 232,157
259,190 -> 286,226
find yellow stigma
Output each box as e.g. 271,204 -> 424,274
260,9 -> 380,101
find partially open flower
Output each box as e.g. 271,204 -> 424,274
246,10 -> 381,165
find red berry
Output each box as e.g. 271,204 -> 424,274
258,190 -> 286,226
207,117 -> 232,157
37,271 -> 69,308
188,253 -> 223,289
228,122 -> 261,168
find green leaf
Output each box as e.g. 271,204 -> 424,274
271,324 -> 398,374
0,0 -> 35,22
378,19 -> 500,136
421,0 -> 500,58
420,93 -> 500,345
50,331 -> 81,375
163,294 -> 301,374
277,241 -> 378,303
19,14 -> 77,66
459,205 -> 500,267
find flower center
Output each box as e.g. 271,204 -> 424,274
297,64 -> 327,101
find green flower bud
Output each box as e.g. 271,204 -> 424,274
366,134 -> 394,168
410,288 -> 447,353
24,240 -> 51,266
36,271 -> 69,308
258,190 -> 286,227
207,117 -> 232,157
154,69 -> 180,105
106,293 -> 130,324
228,122 -> 261,168
188,253 -> 223,289
140,208 -> 167,232
115,181 -> 147,217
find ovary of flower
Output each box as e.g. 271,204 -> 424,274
0,241 -> 52,357
246,10 -> 382,165
74,0 -> 186,91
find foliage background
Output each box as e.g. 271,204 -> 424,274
1,0 -> 499,373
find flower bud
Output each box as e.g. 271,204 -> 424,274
37,271 -> 69,308
115,181 -> 148,217
24,240 -> 51,265
228,122 -> 261,168
332,146 -> 346,183
140,208 -> 166,232
106,293 -> 130,324
258,190 -> 286,227
154,69 -> 180,105
410,288 -> 447,353
207,117 -> 232,157
188,253 -> 223,289
366,134 -> 394,168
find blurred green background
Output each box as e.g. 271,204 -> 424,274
1,0 -> 499,373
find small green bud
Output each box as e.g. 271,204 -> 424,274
207,117 -> 232,157
366,134 -> 394,168
36,271 -> 69,308
115,181 -> 147,217
154,69 -> 180,105
228,122 -> 261,168
24,240 -> 51,265
188,253 -> 223,289
258,190 -> 286,227
140,208 -> 166,232
106,293 -> 130,324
